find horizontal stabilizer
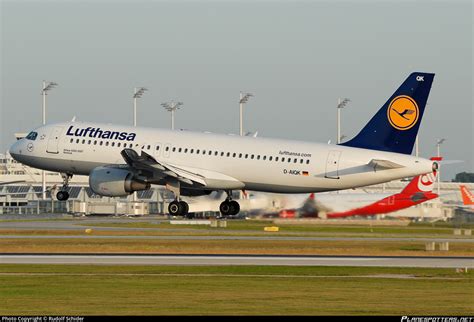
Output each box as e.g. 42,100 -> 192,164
369,159 -> 405,170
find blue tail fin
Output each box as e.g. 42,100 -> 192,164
340,72 -> 435,155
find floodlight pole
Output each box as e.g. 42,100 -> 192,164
41,80 -> 57,200
239,92 -> 253,136
132,87 -> 147,203
436,138 -> 445,196
171,108 -> 175,130
133,88 -> 137,127
240,92 -> 243,136
162,101 -> 184,130
415,136 -> 419,157
133,87 -> 147,127
337,98 -> 350,144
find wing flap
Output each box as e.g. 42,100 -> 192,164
120,149 -> 208,187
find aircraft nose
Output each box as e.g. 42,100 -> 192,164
9,140 -> 21,160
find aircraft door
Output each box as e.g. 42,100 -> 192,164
46,126 -> 63,154
325,150 -> 341,179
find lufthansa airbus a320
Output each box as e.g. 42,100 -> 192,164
10,72 -> 438,217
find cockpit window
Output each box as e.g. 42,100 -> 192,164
26,131 -> 38,140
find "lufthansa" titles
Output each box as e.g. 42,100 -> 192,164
66,126 -> 136,141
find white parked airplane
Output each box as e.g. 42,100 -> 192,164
9,72 -> 437,217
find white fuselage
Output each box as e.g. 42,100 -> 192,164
9,122 -> 434,194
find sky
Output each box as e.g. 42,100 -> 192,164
1,0 -> 472,181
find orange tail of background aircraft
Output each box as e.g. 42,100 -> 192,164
460,185 -> 474,206
326,157 -> 440,218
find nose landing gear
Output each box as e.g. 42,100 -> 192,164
56,173 -> 72,201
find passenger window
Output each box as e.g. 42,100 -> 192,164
251,155 -> 254,159
300,159 -> 303,164
94,141 -> 97,145
306,160 -> 310,164
233,153 -> 236,157
172,147 -> 176,152
281,158 -> 285,162
147,145 -> 151,150
129,144 -> 133,148
156,146 -> 160,151
165,146 -> 169,151
106,142 -> 109,146
220,152 -> 224,156
184,148 -> 188,153
100,141 -> 103,146
293,158 -> 296,163
196,149 -> 200,154
202,150 -> 206,154
275,157 -> 279,161
111,142 -> 115,147
208,151 -> 212,155
70,138 -> 73,143
117,142 -> 121,147
245,154 -> 248,159
269,156 -> 272,161
227,152 -> 230,157
82,139 -> 86,144
239,153 -> 242,158
179,148 -> 182,153
191,149 -> 194,154
257,155 -> 260,160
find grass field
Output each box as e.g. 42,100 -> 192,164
0,264 -> 472,315
1,237 -> 473,256
1,219 -> 473,256
73,220 -> 474,237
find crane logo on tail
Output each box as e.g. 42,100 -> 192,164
387,95 -> 419,130
417,173 -> 435,192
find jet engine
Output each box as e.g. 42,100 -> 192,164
89,166 -> 150,197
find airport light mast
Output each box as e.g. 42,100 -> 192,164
415,136 -> 419,157
239,92 -> 253,136
41,80 -> 58,200
162,101 -> 184,130
337,98 -> 350,144
436,138 -> 446,196
133,87 -> 147,127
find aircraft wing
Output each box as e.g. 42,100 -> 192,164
368,159 -> 405,171
121,149 -> 207,186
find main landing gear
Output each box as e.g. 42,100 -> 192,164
168,199 -> 191,218
56,173 -> 72,201
166,179 -> 192,218
219,190 -> 240,217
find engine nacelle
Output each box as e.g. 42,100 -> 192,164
89,166 -> 150,197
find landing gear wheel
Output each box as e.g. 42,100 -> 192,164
56,191 -> 69,201
168,201 -> 182,216
179,201 -> 189,216
219,200 -> 232,216
169,200 -> 190,217
229,200 -> 240,216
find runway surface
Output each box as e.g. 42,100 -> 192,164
1,254 -> 472,268
1,235 -> 473,243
